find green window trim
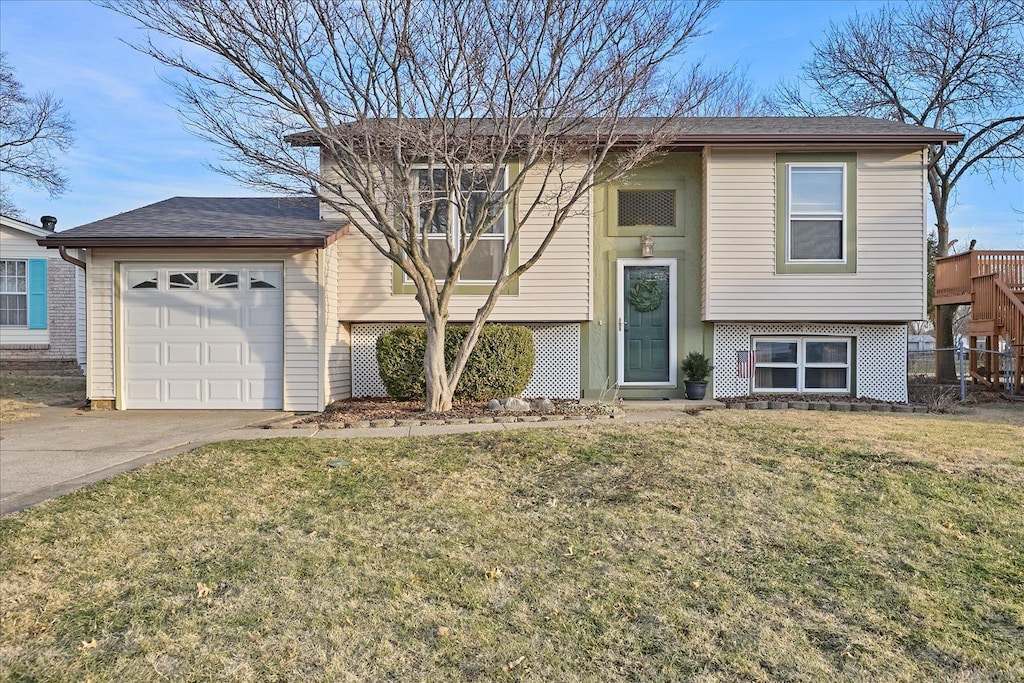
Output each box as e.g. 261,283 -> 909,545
392,234 -> 521,296
775,152 -> 857,274
392,159 -> 520,296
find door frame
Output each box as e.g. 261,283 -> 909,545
616,258 -> 677,387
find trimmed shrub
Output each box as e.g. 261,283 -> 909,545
449,324 -> 535,401
375,326 -> 429,399
376,324 -> 535,401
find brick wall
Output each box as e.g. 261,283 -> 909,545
0,259 -> 80,365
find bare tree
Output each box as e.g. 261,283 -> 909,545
104,0 -> 725,412
771,0 -> 1024,380
0,53 -> 75,218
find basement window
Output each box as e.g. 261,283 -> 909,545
753,337 -> 851,393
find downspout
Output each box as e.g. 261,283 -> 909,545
40,216 -> 85,270
59,246 -> 86,270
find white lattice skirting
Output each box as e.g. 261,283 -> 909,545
712,323 -> 908,402
351,323 -> 581,399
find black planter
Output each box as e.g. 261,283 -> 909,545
684,380 -> 708,400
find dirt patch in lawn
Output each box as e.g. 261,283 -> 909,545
302,396 -> 616,424
0,371 -> 86,423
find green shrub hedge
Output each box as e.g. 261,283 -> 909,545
376,324 -> 535,401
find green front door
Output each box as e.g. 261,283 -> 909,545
622,264 -> 671,383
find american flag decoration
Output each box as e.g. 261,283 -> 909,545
737,350 -> 753,378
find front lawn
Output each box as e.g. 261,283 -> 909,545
1,410 -> 1022,681
0,369 -> 85,423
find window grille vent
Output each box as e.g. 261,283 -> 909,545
618,190 -> 675,227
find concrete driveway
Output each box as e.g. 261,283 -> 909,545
0,407 -> 282,515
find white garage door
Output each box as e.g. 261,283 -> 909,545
122,264 -> 284,409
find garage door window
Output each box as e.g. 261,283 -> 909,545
128,270 -> 159,289
169,271 -> 199,289
249,270 -> 280,289
210,272 -> 239,289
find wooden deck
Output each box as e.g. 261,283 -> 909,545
935,250 -> 1024,390
934,250 -> 1024,305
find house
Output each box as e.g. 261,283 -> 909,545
907,334 -> 936,352
1,214 -> 85,373
38,116 -> 962,410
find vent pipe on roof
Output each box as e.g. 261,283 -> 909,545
40,215 -> 57,231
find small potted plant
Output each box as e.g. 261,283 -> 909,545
681,351 -> 713,400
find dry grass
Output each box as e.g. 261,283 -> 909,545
1,410 -> 1022,681
0,370 -> 85,423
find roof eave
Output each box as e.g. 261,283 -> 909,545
288,131 -> 963,148
37,230 -> 347,250
2,219 -> 53,238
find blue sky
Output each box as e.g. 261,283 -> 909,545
1,0 -> 1021,248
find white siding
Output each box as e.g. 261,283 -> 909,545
86,251 -> 114,399
323,162 -> 592,322
704,147 -> 927,321
86,248 -> 323,411
322,241 -> 351,402
0,224 -> 51,345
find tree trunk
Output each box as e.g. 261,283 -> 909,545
933,212 -> 957,382
423,318 -> 454,413
935,304 -> 958,383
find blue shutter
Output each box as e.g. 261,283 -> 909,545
27,258 -> 48,329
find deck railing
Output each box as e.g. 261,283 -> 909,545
969,270 -> 1024,391
934,250 -> 1024,305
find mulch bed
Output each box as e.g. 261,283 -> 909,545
302,397 -> 612,424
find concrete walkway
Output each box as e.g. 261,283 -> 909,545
0,407 -> 281,515
0,400 -> 715,515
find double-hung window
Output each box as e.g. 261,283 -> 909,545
0,260 -> 28,327
411,167 -> 507,283
776,153 -> 857,274
753,337 -> 851,393
788,164 -> 845,261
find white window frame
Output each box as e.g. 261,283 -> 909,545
405,165 -> 509,284
752,336 -> 851,394
786,162 -> 847,264
0,259 -> 28,327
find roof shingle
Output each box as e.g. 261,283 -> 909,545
39,197 -> 346,248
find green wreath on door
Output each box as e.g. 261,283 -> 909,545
628,276 -> 664,313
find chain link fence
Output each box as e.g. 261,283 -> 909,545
907,342 -> 1018,401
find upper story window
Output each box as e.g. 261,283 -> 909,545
411,167 -> 507,283
0,259 -> 27,326
788,165 -> 845,262
776,153 -> 857,274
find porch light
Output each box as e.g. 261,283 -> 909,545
641,234 -> 655,258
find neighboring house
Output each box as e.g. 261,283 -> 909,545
1,214 -> 85,372
907,334 -> 936,352
39,116 -> 961,410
